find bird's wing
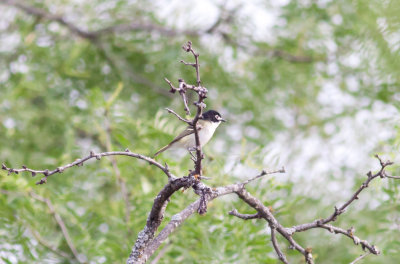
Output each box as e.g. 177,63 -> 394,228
153,124 -> 202,157
169,126 -> 195,145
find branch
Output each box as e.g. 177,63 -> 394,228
163,42 -> 208,176
28,192 -> 84,263
242,167 -> 285,185
2,150 -> 173,184
234,187 -> 314,264
350,252 -> 371,264
318,224 -> 379,254
181,41 -> 207,176
228,209 -> 261,220
270,227 -> 289,264
93,22 -> 198,38
2,0 -> 97,40
127,175 -> 201,264
27,226 -> 72,259
165,108 -> 191,124
150,243 -> 170,264
137,183 -> 243,263
128,168 -> 284,263
290,155 -> 394,232
1,0 -> 197,40
2,0 -> 319,65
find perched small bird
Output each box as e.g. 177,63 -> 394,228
153,110 -> 226,157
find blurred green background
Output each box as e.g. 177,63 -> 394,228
1,0 -> 400,263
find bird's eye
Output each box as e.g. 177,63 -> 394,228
215,115 -> 219,120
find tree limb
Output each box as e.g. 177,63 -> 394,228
2,150 -> 174,184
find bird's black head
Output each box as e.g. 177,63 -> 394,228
201,110 -> 226,123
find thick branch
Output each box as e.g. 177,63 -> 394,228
127,176 -> 198,264
129,168 -> 285,263
234,187 -> 314,264
139,183 -> 242,262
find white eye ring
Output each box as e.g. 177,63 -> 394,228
215,115 -> 220,120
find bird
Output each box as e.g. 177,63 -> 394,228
153,110 -> 226,158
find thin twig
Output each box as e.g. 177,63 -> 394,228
287,155 -> 394,238
27,225 -> 72,259
317,224 -> 379,254
384,175 -> 400,179
228,209 -> 261,220
270,227 -> 289,264
350,252 -> 371,264
165,108 -> 191,124
29,192 -> 84,263
242,167 -> 285,185
150,243 -> 171,264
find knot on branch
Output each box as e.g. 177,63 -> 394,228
347,226 -> 355,236
36,177 -> 48,185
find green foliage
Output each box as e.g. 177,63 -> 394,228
1,0 -> 399,263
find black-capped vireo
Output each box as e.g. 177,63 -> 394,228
153,110 -> 226,157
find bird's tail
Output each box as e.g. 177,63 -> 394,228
153,144 -> 171,158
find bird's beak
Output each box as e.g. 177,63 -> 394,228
220,118 -> 227,122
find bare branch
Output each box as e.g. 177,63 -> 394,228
228,209 -> 261,220
2,150 -> 174,184
29,192 -> 84,263
150,243 -> 170,264
181,42 -> 207,175
270,227 -> 289,264
178,79 -> 191,116
350,252 -> 371,264
26,225 -> 72,259
2,0 -> 97,40
292,155 -> 394,229
127,175 -> 199,264
234,187 -> 314,264
385,175 -> 400,179
138,183 -> 243,262
93,22 -> 198,38
1,0 -> 197,40
242,167 -> 285,186
182,41 -> 201,87
165,108 -> 191,124
315,224 -> 380,254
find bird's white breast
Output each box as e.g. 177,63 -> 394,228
181,121 -> 221,149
